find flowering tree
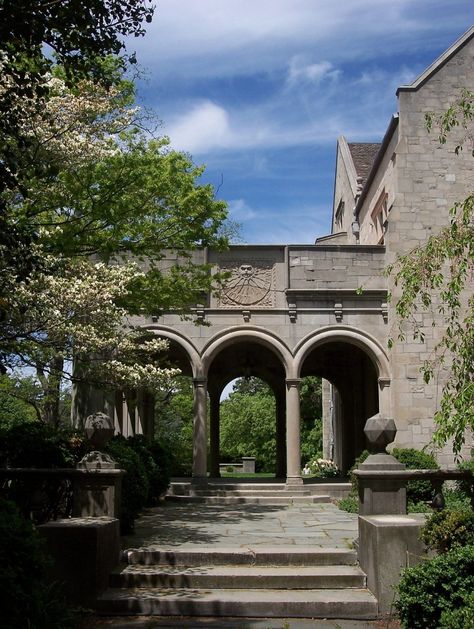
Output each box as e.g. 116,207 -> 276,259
1,65 -> 228,424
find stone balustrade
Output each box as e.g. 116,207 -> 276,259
0,466 -> 124,522
353,468 -> 474,515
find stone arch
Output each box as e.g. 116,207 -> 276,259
145,325 -> 203,377
202,326 -> 294,480
201,326 -> 295,377
294,326 -> 391,472
294,325 -> 390,382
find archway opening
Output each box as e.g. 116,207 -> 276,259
207,340 -> 286,479
300,341 -> 379,473
153,339 -> 195,476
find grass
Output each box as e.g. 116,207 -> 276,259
220,472 -> 274,478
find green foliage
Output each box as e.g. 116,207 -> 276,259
438,591 -> 474,629
0,375 -> 37,426
106,437 -> 149,533
300,376 -> 323,463
0,498 -> 75,629
125,435 -> 171,502
395,544 -> 474,629
155,377 -> 194,476
392,447 -> 439,504
0,419 -> 88,469
337,494 -> 359,513
421,507 -> 474,554
457,457 -> 474,499
220,391 -> 276,472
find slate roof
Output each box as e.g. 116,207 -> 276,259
347,143 -> 381,186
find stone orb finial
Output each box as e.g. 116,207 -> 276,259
84,411 -> 114,449
364,414 -> 397,453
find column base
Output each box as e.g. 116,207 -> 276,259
285,475 -> 304,490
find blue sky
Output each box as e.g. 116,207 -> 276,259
130,1 -> 473,244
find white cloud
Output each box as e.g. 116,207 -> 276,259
130,0 -> 467,81
228,199 -> 256,221
166,101 -> 232,153
287,58 -> 340,87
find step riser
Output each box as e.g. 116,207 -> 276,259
165,496 -> 330,505
96,597 -> 377,619
186,490 -> 312,497
110,574 -> 366,589
124,549 -> 358,567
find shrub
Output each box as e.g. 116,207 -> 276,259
395,544 -> 474,629
438,591 -> 474,628
106,437 -> 149,533
338,494 -> 358,513
125,435 -> 171,503
0,420 -> 88,469
421,507 -> 474,553
308,458 -> 340,478
457,457 -> 474,500
392,447 -> 439,504
0,498 -> 75,629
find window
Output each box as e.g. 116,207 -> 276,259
371,191 -> 388,244
335,200 -> 345,230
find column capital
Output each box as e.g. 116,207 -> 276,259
285,378 -> 301,389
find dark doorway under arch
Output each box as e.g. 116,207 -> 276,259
301,341 -> 379,472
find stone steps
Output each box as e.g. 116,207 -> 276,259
166,494 -> 331,505
98,546 -> 377,618
124,547 -> 358,567
167,481 -> 351,502
110,564 -> 367,589
97,586 -> 377,618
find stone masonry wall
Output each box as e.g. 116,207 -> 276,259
387,35 -> 474,465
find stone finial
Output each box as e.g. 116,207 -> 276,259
364,413 -> 397,453
84,411 -> 115,449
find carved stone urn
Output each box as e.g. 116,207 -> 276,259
84,411 -> 115,449
78,411 -> 118,470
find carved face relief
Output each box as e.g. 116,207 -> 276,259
219,260 -> 275,307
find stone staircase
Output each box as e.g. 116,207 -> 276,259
97,546 -> 378,618
166,480 -> 351,505
96,481 -> 377,619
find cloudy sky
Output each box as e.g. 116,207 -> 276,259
130,1 -> 473,244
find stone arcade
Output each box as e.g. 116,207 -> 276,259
73,26 -> 474,482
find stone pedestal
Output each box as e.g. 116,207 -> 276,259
242,457 -> 256,474
356,454 -> 407,515
358,514 -> 427,613
355,413 -> 406,515
73,467 -> 124,519
38,517 -> 120,608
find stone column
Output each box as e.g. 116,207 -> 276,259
286,378 -> 303,486
209,389 -> 221,478
275,388 -> 286,479
192,377 -> 208,482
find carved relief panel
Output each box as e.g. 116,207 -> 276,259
218,260 -> 275,308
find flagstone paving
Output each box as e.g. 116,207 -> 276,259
123,502 -> 358,552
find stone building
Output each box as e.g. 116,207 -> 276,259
74,26 -> 473,479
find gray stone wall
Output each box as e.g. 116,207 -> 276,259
386,35 -> 474,464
